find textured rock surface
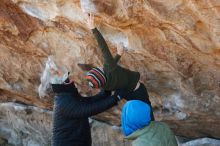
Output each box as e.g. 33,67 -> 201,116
179,138 -> 220,146
0,103 -> 52,146
0,0 -> 220,140
0,137 -> 14,146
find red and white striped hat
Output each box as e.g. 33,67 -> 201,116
86,67 -> 106,88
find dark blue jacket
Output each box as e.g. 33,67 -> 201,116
125,83 -> 155,121
51,83 -> 119,146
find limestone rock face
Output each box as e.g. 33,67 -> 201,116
0,0 -> 220,139
0,103 -> 52,146
179,138 -> 220,146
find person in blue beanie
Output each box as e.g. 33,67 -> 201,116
122,100 -> 178,146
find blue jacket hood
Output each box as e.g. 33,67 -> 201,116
122,100 -> 151,136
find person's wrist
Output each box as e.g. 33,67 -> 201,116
113,92 -> 121,101
115,94 -> 121,101
117,49 -> 124,56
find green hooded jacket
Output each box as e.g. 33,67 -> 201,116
92,28 -> 140,91
126,121 -> 178,146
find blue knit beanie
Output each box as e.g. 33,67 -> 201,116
122,100 -> 151,136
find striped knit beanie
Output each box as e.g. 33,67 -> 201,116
86,67 -> 106,88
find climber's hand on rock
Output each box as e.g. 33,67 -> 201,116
86,13 -> 95,29
117,43 -> 125,56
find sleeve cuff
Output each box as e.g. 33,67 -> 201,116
91,28 -> 97,33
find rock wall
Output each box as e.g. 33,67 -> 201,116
0,103 -> 52,146
0,0 -> 220,140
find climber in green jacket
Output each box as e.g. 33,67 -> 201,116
84,14 -> 154,120
85,14 -> 139,92
122,100 -> 178,146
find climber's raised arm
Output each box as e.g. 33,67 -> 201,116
86,13 -> 116,68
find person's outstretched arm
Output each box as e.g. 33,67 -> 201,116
52,77 -> 127,119
92,28 -> 116,67
86,13 -> 116,68
80,90 -> 111,102
58,93 -> 120,118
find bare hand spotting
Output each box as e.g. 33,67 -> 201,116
86,13 -> 95,29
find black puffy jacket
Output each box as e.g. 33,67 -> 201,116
51,83 -> 119,146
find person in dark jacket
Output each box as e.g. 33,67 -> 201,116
38,57 -> 127,146
51,80 -> 125,146
83,13 -> 154,120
